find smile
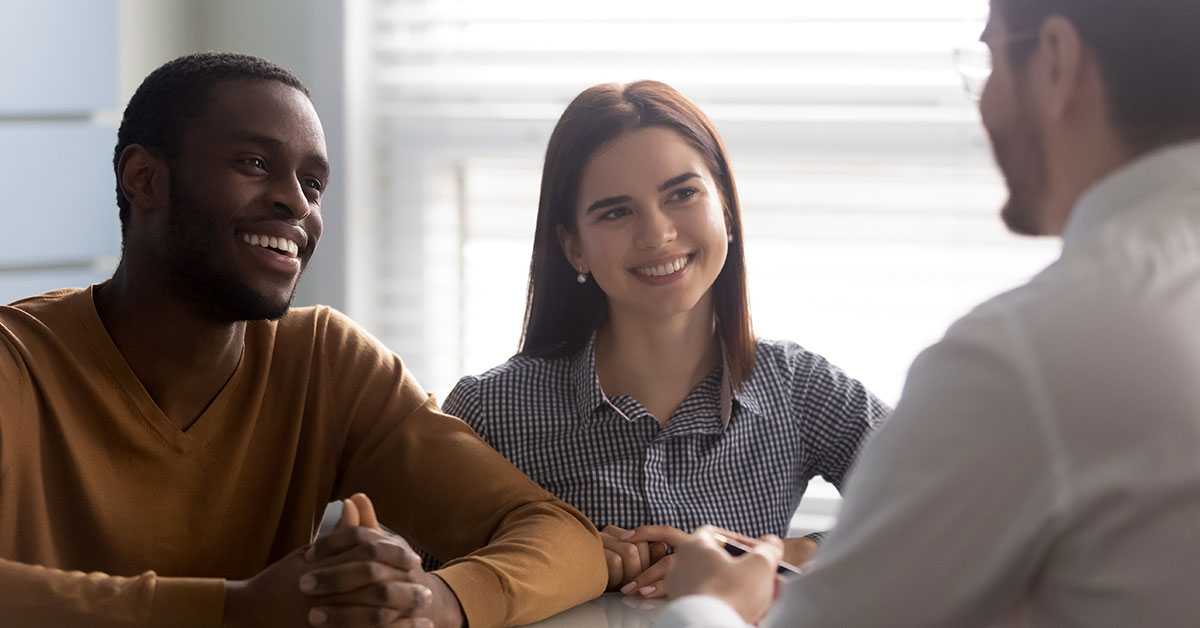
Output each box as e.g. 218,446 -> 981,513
240,233 -> 299,258
632,253 -> 693,278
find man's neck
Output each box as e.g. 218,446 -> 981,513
94,268 -> 248,431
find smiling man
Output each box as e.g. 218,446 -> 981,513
0,52 -> 604,628
660,0 -> 1200,626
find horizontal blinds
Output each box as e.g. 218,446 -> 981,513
357,0 -> 1058,532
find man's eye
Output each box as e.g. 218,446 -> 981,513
243,157 -> 266,169
303,178 -> 324,192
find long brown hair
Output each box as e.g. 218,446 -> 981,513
519,80 -> 756,387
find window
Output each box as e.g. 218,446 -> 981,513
350,0 -> 1059,531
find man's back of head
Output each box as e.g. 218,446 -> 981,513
994,0 -> 1200,154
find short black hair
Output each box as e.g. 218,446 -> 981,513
113,52 -> 310,235
996,0 -> 1200,152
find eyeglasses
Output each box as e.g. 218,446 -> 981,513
953,42 -> 992,102
952,30 -> 1041,102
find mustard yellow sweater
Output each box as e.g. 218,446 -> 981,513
0,286 -> 605,627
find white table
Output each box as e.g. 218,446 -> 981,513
522,593 -> 667,628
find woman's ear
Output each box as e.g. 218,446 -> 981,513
117,144 -> 169,216
556,224 -> 585,273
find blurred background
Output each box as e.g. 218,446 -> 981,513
0,0 -> 1057,531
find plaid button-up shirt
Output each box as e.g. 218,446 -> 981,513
441,335 -> 889,541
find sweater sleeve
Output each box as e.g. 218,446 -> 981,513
0,558 -> 225,628
326,315 -> 607,628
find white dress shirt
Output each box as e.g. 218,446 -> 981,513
658,140 -> 1200,628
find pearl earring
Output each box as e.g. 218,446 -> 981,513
577,272 -> 588,284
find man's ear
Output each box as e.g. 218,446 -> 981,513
1035,15 -> 1087,122
117,144 -> 169,215
556,224 -> 585,273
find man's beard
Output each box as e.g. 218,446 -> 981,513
993,83 -> 1049,236
164,175 -> 297,323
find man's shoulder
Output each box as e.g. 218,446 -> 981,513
3,286 -> 88,320
263,305 -> 396,364
1,287 -> 92,341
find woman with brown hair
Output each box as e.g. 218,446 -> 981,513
442,80 -> 887,598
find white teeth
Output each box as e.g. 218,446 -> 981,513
241,233 -> 299,258
634,255 -> 690,278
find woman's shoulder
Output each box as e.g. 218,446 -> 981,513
450,352 -> 576,396
471,352 -> 573,380
750,337 -> 828,375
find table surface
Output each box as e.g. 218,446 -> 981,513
521,593 -> 668,628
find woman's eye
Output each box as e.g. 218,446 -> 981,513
670,187 -> 698,202
600,207 -> 631,221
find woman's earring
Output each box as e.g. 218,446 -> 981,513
727,232 -> 734,243
577,271 -> 588,284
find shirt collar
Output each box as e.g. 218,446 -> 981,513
1063,139 -> 1200,253
571,331 -> 761,428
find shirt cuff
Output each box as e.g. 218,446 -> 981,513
434,562 -> 505,628
150,576 -> 226,628
803,530 -> 827,545
656,595 -> 751,628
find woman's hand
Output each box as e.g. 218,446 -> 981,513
601,525 -> 668,590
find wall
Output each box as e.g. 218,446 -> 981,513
1,0 -> 349,310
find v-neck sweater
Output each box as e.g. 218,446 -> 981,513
0,285 -> 605,627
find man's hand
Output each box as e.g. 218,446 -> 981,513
302,494 -> 464,628
220,494 -> 464,628
664,526 -> 783,625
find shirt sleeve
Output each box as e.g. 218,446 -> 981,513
0,558 -> 225,628
776,310 -> 1063,627
656,595 -> 751,628
326,314 -> 606,628
791,348 -> 890,490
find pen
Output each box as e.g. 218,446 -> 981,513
713,533 -> 805,576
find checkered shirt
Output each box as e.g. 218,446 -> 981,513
441,335 -> 889,542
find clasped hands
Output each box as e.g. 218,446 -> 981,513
605,523 -> 813,623
222,493 -> 462,628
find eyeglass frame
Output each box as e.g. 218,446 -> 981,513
953,29 -> 1042,102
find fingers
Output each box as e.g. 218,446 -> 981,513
601,533 -> 647,588
301,561 -> 420,597
620,524 -> 691,547
307,527 -> 420,571
641,580 -> 668,599
649,541 -> 669,564
603,548 -> 624,590
307,602 -> 433,627
684,525 -> 727,554
746,534 -> 784,568
623,554 -> 675,597
348,493 -> 381,530
336,497 -> 360,529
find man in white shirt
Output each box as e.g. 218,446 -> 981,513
659,0 -> 1200,626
